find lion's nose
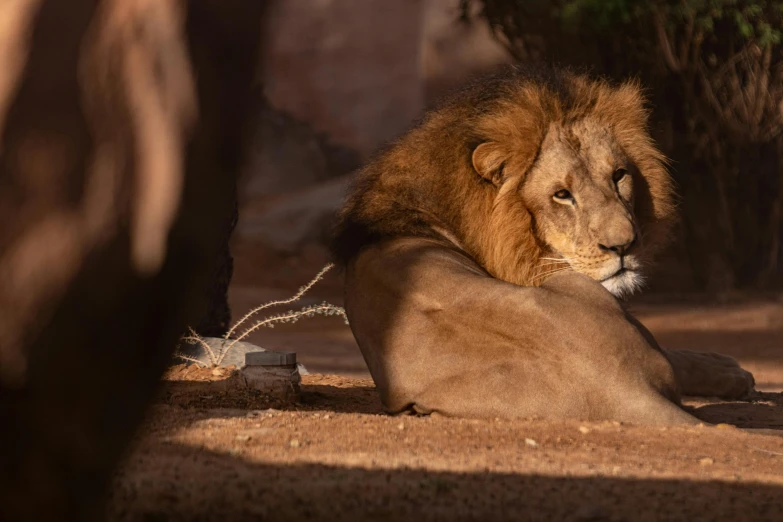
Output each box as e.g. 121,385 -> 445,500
598,234 -> 637,257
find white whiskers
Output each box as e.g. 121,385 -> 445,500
530,267 -> 572,283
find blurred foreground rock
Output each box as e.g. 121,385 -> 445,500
0,1 -> 263,520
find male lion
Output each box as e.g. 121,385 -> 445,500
332,66 -> 755,425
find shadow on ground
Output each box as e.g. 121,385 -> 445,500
160,370 -> 383,415
159,368 -> 783,431
688,392 -> 783,430
110,444 -> 783,522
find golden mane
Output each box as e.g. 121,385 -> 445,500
332,65 -> 676,287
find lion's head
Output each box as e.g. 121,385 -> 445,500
332,66 -> 676,298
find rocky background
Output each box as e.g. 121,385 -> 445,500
231,0 -> 510,290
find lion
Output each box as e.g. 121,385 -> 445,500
332,65 -> 755,425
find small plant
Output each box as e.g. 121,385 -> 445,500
175,263 -> 348,367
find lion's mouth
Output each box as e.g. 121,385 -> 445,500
600,267 -> 629,282
599,267 -> 644,298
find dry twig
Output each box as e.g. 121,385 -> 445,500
176,265 -> 347,367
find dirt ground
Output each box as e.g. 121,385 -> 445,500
108,263 -> 783,521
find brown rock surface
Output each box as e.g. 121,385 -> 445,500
259,0 -> 425,157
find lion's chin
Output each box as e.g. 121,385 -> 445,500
600,269 -> 645,299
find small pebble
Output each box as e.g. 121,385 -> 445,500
699,457 -> 715,466
323,414 -> 331,420
524,438 -> 538,447
235,434 -> 251,442
289,439 -> 300,448
578,426 -> 591,434
397,423 -> 405,430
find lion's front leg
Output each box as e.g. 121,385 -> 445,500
663,349 -> 756,399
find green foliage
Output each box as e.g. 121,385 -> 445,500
549,0 -> 783,47
559,0 -> 634,28
465,1 -> 783,47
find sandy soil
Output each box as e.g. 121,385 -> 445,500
108,263 -> 783,521
110,369 -> 783,521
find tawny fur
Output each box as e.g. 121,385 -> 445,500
332,65 -> 676,288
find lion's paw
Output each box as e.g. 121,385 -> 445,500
671,350 -> 756,400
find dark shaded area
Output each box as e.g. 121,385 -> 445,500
654,330 -> 783,363
0,1 -> 264,520
690,391 -> 783,430
160,376 -> 383,415
194,191 -> 238,338
109,446 -> 783,521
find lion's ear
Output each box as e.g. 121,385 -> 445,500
472,142 -> 506,187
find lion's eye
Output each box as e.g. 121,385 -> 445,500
613,168 -> 628,184
553,189 -> 572,200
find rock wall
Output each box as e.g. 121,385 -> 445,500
421,0 -> 510,105
259,0 -> 426,159
234,0 -> 511,286
258,0 -> 509,159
